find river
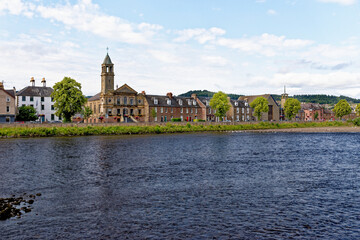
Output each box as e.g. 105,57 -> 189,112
1,132 -> 360,239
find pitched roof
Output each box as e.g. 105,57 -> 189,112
16,86 -> 53,97
238,94 -> 279,107
145,95 -> 201,108
114,84 -> 137,94
5,89 -> 15,98
103,53 -> 113,65
88,92 -> 101,101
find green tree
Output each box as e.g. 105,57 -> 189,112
81,106 -> 93,121
314,112 -> 319,120
51,77 -> 87,123
284,98 -> 301,120
16,105 -> 38,121
151,108 -> 157,119
333,99 -> 351,119
209,91 -> 231,121
250,97 -> 269,121
356,103 -> 360,116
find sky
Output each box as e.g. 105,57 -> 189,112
1,0 -> 360,97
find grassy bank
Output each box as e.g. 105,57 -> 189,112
0,121 -> 352,138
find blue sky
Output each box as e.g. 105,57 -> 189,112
1,0 -> 360,97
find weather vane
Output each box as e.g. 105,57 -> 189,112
106,47 -> 109,54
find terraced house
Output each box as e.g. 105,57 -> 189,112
0,82 -> 16,123
16,77 -> 60,122
86,53 -> 255,123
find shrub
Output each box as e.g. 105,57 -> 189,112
353,117 -> 360,126
171,118 -> 181,122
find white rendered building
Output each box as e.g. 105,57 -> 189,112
16,77 -> 61,122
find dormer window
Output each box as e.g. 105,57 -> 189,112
206,101 -> 209,106
192,100 -> 196,105
178,99 -> 183,105
187,99 -> 191,105
167,99 -> 171,105
234,101 -> 238,106
245,102 -> 249,107
154,98 -> 158,104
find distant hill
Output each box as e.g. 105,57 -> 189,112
178,90 -> 242,100
272,94 -> 360,105
179,90 -> 360,105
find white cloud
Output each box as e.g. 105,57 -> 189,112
201,55 -> 229,66
36,0 -> 162,44
217,33 -> 313,56
0,0 -> 34,17
267,9 -> 277,15
147,50 -> 180,63
317,0 -> 357,5
174,27 -> 226,44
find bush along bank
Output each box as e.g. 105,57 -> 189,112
0,121 -> 352,138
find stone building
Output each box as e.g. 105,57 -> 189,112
86,53 -> 146,123
238,94 -> 280,121
16,77 -> 59,122
227,98 -> 252,122
0,82 -> 16,122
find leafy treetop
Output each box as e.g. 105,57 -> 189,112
250,97 -> 269,121
209,91 -> 231,121
333,99 -> 351,119
284,98 -> 301,120
16,105 -> 38,122
51,77 -> 87,123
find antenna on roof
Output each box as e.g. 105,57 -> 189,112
284,85 -> 286,94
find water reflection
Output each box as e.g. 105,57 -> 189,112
1,133 -> 360,239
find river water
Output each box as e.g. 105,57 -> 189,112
0,132 -> 360,239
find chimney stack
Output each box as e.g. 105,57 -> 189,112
41,77 -> 46,87
141,91 -> 146,95
0,81 -> 3,89
167,92 -> 173,99
30,77 -> 35,87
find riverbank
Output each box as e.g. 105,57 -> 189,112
0,121 -> 355,138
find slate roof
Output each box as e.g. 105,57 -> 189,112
103,53 -> 113,65
145,95 -> 201,108
16,86 -> 53,97
238,94 -> 279,107
88,92 -> 101,101
301,103 -> 323,110
230,99 -> 247,108
4,89 -> 15,98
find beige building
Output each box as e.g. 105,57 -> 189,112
0,82 -> 16,122
239,94 -> 280,121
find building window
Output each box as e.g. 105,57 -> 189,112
242,108 -> 245,114
51,114 -> 55,121
154,98 -> 158,104
130,98 -> 134,105
138,109 -> 141,115
193,100 -> 196,105
171,108 -> 173,113
41,97 -> 44,102
154,116 -> 157,122
206,101 -> 209,106
186,108 -> 189,113
235,101 -> 238,106
6,106 -> 10,112
30,104 -> 34,108
209,108 -> 211,114
247,108 -> 249,114
130,109 -> 134,115
30,96 -> 34,102
165,108 -> 168,113
51,97 -> 54,102
6,97 -> 10,102
181,108 -> 183,113
191,108 -> 193,113
236,115 -> 239,121
161,107 -> 163,113
117,98 -> 120,104
178,99 -> 183,105
167,99 -> 171,105
51,105 -> 54,110
154,107 -> 157,113
124,97 -> 127,105
138,99 -> 142,104
237,108 -> 239,114
180,115 -> 183,121
6,117 -> 10,122
22,96 -> 26,101
41,105 -> 44,110
195,108 -> 197,114
108,98 -> 112,103
59,116 -> 62,121
242,115 -> 245,121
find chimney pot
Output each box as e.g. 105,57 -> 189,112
166,92 -> 173,99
